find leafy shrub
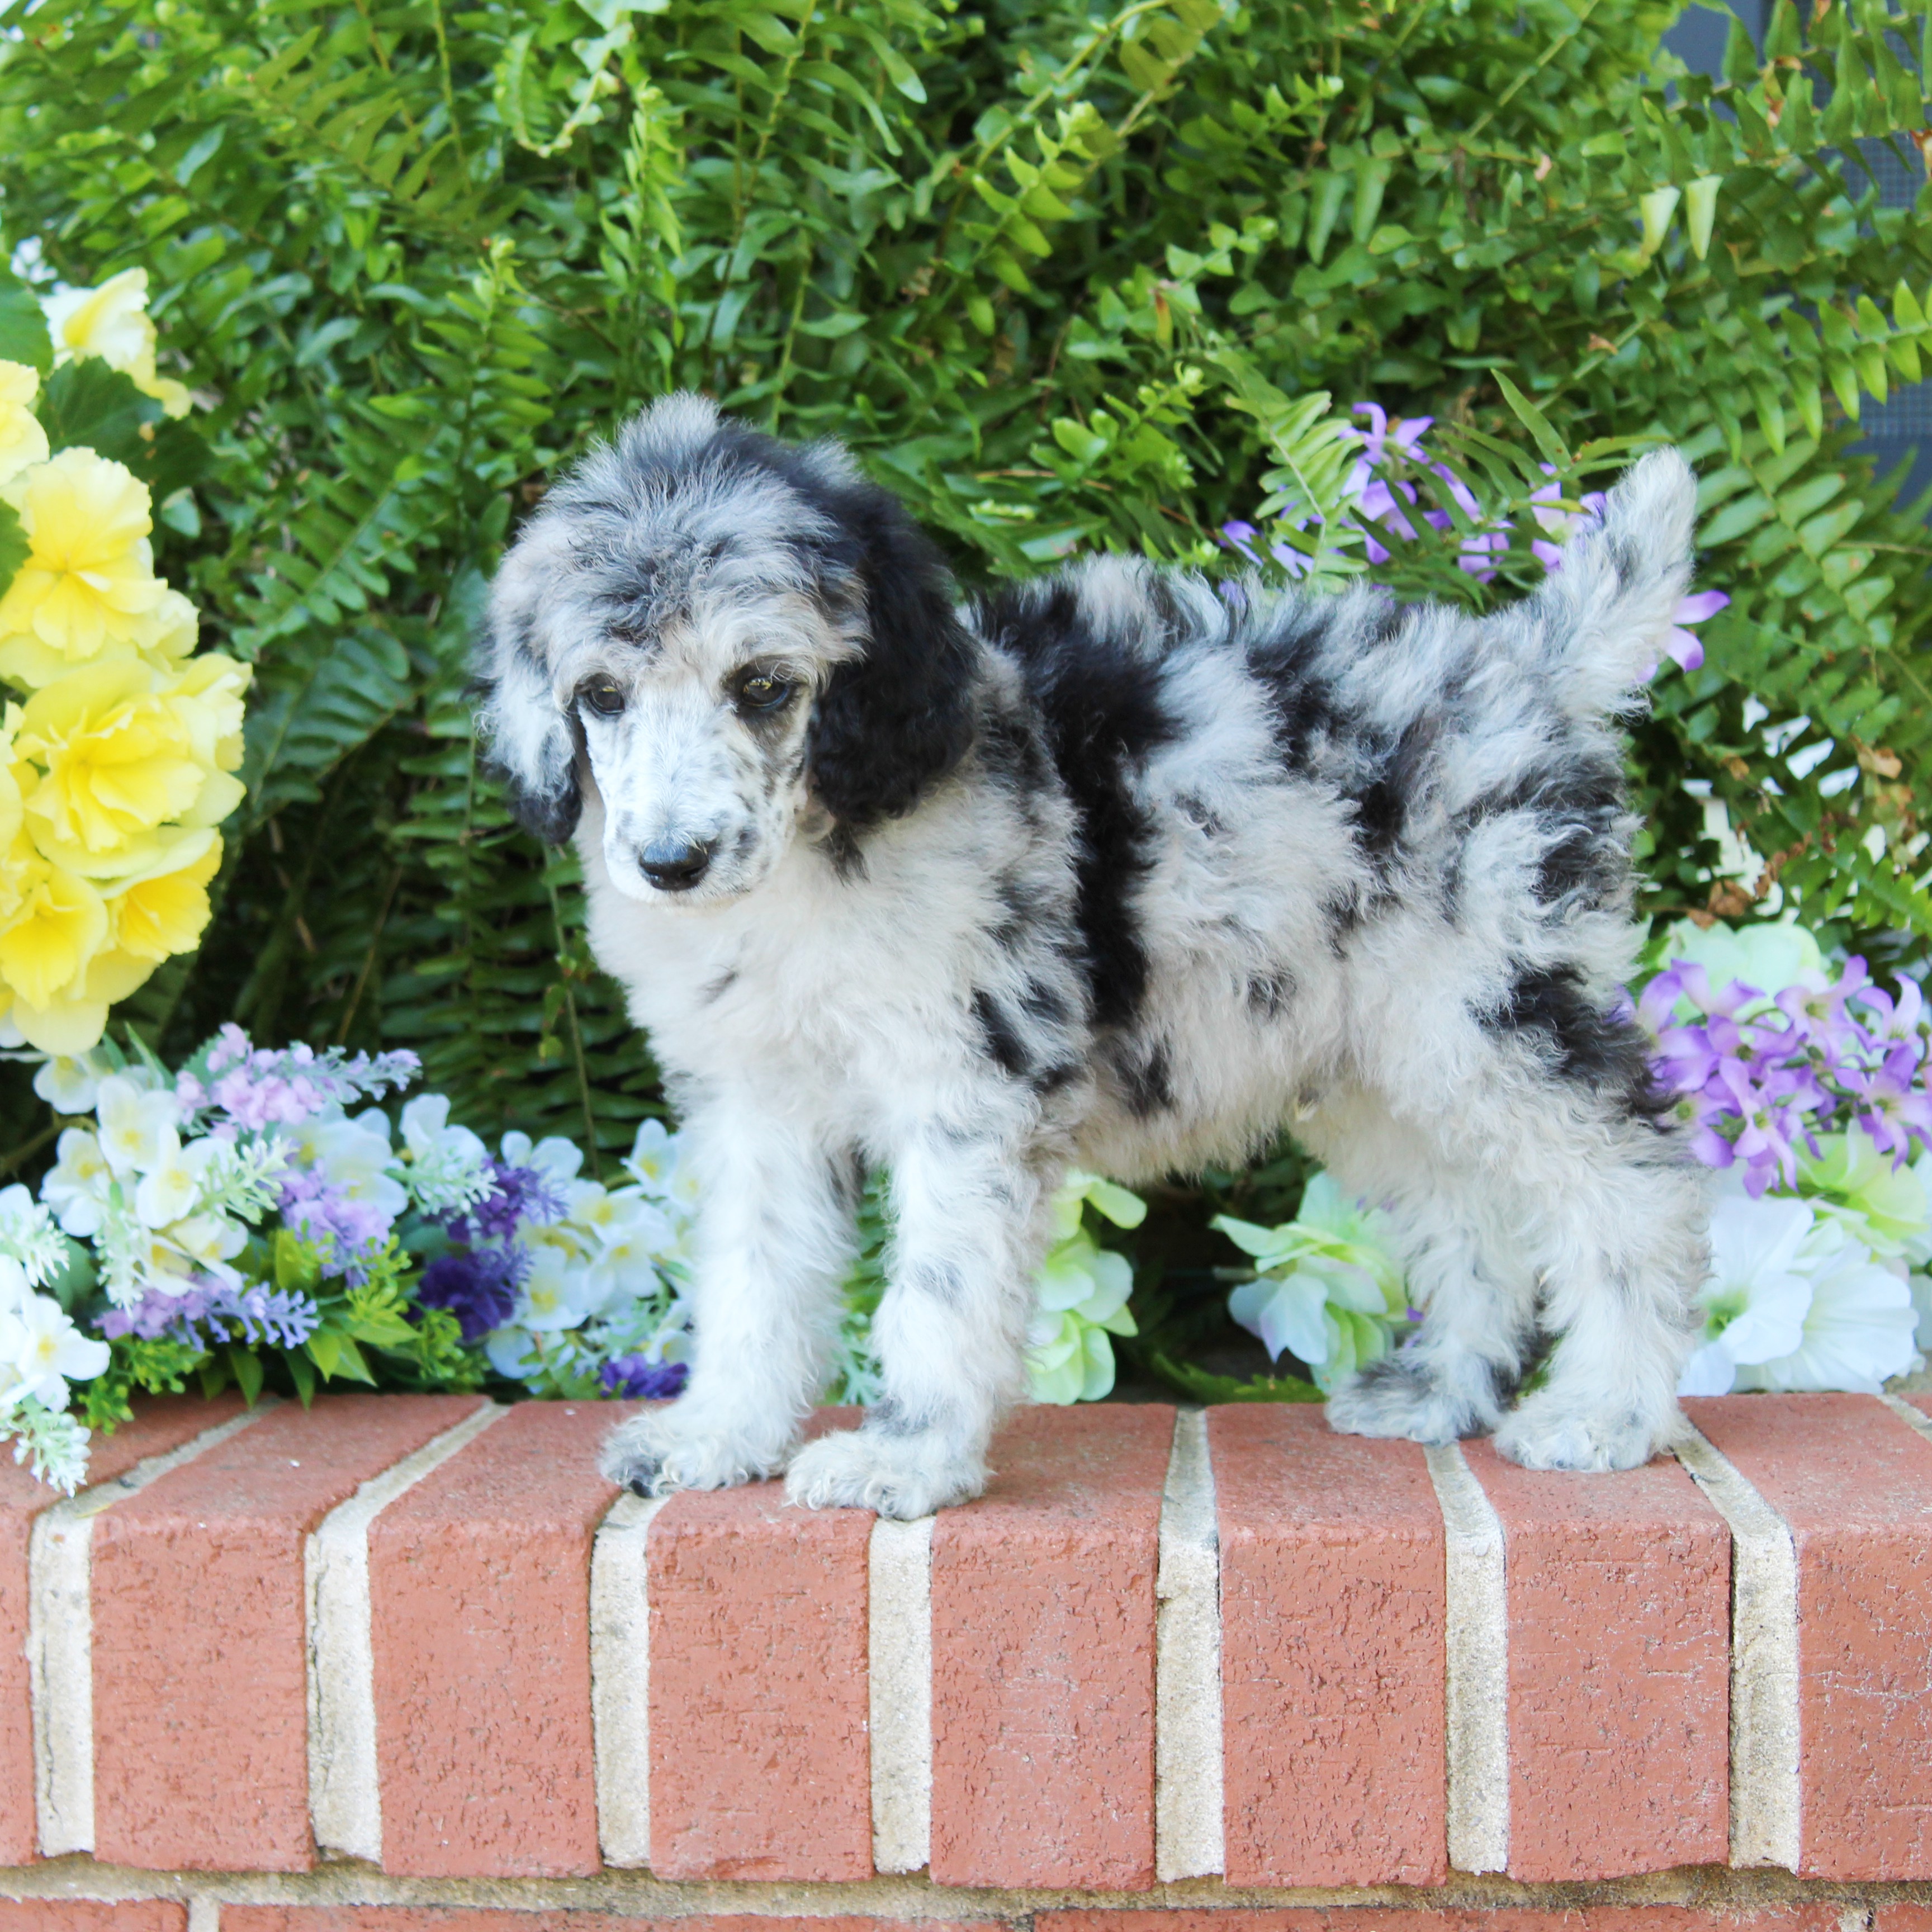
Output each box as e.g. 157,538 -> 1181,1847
2,0 -> 1929,1279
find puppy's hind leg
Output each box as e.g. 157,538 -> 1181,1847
1490,1126 -> 1706,1471
599,1095 -> 854,1497
786,1123 -> 1054,1519
1310,1094 -> 1540,1444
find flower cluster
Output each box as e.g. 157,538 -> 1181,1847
0,1183 -> 108,1491
0,273 -> 245,1053
1026,1171 -> 1145,1404
1641,922 -> 1932,1196
1222,404 -> 1727,676
436,1119 -> 697,1403
1216,1172 -> 1412,1394
1642,920 -> 1929,1396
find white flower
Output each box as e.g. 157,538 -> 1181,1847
0,1259 -> 30,1319
580,1196 -> 678,1308
503,1130 -> 584,1186
399,1093 -> 491,1214
514,1245 -> 599,1333
134,1129 -> 202,1228
0,1184 -> 65,1290
32,1051 -> 105,1116
486,1326 -> 543,1380
0,1295 -> 109,1412
624,1119 -> 699,1214
41,1129 -> 113,1239
1734,1219 -> 1921,1394
95,1076 -> 181,1178
292,1111 -> 408,1220
1679,1195 -> 1817,1395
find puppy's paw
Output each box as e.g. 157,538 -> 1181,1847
1326,1352 -> 1501,1445
598,1404 -> 791,1497
1492,1395 -> 1671,1472
785,1425 -> 984,1519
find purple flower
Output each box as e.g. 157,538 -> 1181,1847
440,1159 -> 566,1247
278,1168 -> 393,1281
1852,1042 -> 1932,1162
99,1280 -> 320,1349
599,1355 -> 689,1399
416,1247 -> 522,1342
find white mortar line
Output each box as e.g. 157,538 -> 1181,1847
1675,1421 -> 1801,1871
592,1488 -> 669,1868
1881,1389 -> 1932,1447
31,1399 -> 277,1856
186,1896 -> 221,1932
1154,1405 -> 1222,1881
869,1510 -> 935,1876
1424,1442 -> 1508,1876
307,1400 -> 506,1863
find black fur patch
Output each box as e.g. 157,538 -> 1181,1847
1484,964 -> 1666,1121
1246,969 -> 1295,1020
972,988 -> 1032,1080
1117,1038 -> 1174,1116
471,671 -> 583,846
976,581 -> 1178,1031
1245,604 -> 1342,763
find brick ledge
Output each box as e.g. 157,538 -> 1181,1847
2,1392 -> 1930,1895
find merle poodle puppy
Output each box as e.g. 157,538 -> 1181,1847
475,392 -> 1708,1516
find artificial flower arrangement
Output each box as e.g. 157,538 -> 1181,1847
0,271 -> 243,1053
1205,919 -> 1931,1403
1,1027 -> 1146,1491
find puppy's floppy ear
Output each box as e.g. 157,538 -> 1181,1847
807,483 -> 976,830
473,563 -> 583,846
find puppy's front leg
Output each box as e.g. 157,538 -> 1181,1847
599,1096 -> 853,1496
786,1125 -> 1056,1518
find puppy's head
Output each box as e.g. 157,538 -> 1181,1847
475,393 -> 975,906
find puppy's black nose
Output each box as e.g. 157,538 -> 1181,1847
639,837 -> 714,891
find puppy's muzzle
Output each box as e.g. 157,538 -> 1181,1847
639,836 -> 716,892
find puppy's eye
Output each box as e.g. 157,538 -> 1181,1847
580,680 -> 626,717
733,669 -> 794,713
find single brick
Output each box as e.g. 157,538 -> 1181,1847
1462,1439 -> 1730,1881
1040,1906 -> 1844,1932
89,1393 -> 486,1872
648,1409 -> 872,1881
0,1393 -> 245,1864
930,1402 -> 1171,1891
369,1400 -> 631,1878
1211,1405 -> 1447,1887
0,1907 -> 187,1932
1690,1392 -> 1932,1878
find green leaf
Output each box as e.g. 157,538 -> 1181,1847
1494,372 -> 1569,466
0,499 -> 26,607
0,264 -> 51,373
228,1345 -> 265,1408
35,358 -> 159,464
1149,1352 -> 1324,1404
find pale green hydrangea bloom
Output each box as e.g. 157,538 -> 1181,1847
1214,1172 -> 1409,1393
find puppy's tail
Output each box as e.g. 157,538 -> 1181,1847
1514,446 -> 1699,721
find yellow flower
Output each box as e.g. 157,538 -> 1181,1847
107,835 -> 220,962
0,834 -> 107,1011
44,269 -> 191,419
0,362 -> 49,489
0,586 -> 201,692
0,713 -> 20,856
15,661 -> 206,869
0,451 -> 164,670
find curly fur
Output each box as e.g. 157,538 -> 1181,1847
473,393 -> 1710,1516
